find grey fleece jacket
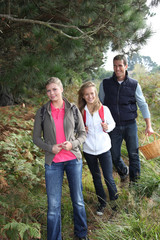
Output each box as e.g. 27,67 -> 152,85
33,98 -> 86,165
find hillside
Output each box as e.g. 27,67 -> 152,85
0,78 -> 160,240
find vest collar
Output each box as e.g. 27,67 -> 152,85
112,70 -> 129,83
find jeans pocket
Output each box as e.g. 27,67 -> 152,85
45,163 -> 52,169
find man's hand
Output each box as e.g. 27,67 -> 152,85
145,126 -> 154,136
145,118 -> 154,136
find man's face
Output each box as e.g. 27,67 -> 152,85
113,60 -> 128,81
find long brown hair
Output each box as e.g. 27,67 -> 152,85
78,81 -> 101,114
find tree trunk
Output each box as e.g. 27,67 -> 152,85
0,87 -> 15,106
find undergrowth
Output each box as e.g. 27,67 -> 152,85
0,80 -> 160,240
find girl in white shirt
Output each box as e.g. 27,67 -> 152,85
78,81 -> 118,215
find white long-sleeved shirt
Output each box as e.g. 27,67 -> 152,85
83,105 -> 115,155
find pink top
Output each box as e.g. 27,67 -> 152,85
51,101 -> 76,163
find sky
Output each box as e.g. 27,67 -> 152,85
104,5 -> 160,71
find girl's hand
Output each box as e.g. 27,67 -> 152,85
101,122 -> 108,131
61,141 -> 72,151
85,126 -> 89,133
52,144 -> 62,154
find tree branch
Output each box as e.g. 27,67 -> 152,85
0,14 -> 94,41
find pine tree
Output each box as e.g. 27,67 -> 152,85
0,0 -> 156,105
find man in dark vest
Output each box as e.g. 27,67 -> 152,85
99,54 -> 154,182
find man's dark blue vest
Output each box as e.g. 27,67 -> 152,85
103,72 -> 138,126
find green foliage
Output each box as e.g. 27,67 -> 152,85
131,63 -> 147,79
0,105 -> 47,239
2,220 -> 41,240
0,76 -> 160,239
92,160 -> 160,240
128,53 -> 158,72
94,210 -> 160,240
0,128 -> 44,188
132,72 -> 160,127
132,159 -> 160,198
0,0 -> 155,105
93,67 -> 113,81
91,73 -> 160,240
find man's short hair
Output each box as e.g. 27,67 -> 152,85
113,55 -> 128,66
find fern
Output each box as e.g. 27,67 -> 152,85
0,129 -> 44,188
2,220 -> 41,239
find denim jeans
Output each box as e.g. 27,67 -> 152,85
45,159 -> 87,240
83,151 -> 118,206
109,121 -> 140,181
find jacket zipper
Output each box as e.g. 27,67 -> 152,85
117,84 -> 121,125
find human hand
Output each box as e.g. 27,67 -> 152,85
101,122 -> 108,132
61,141 -> 72,151
144,118 -> 154,136
145,126 -> 154,136
85,126 -> 89,133
52,144 -> 63,154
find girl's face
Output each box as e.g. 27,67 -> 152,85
46,83 -> 63,102
83,86 -> 96,105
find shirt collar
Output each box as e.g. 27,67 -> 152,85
51,101 -> 65,111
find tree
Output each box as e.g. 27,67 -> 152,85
128,53 -> 158,72
0,0 -> 155,105
151,0 -> 160,6
93,68 -> 112,81
131,63 -> 147,79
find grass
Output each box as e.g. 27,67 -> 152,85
0,77 -> 160,239
81,159 -> 160,240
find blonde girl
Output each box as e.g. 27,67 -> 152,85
33,77 -> 89,240
78,81 -> 118,215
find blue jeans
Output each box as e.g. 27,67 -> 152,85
109,122 -> 140,181
83,151 -> 118,206
45,159 -> 87,240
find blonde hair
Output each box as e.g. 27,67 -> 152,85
78,81 -> 101,114
45,77 -> 63,89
